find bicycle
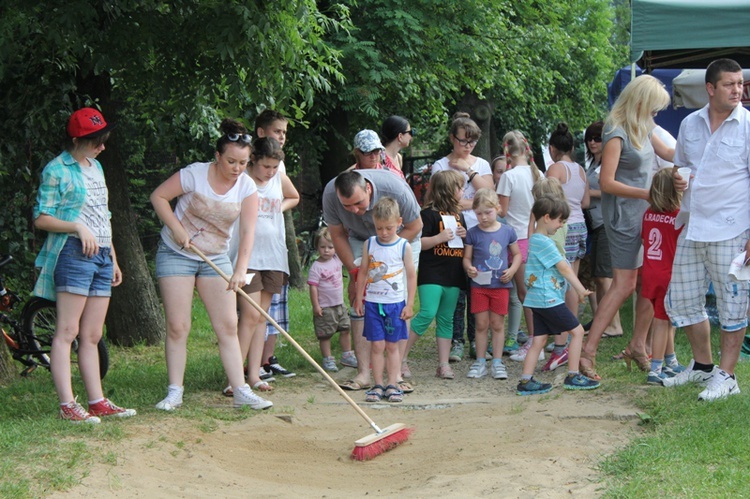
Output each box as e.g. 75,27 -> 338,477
296,210 -> 326,268
0,254 -> 109,378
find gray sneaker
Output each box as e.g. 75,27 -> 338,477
449,341 -> 464,363
322,356 -> 338,372
467,360 -> 488,378
491,360 -> 508,380
234,384 -> 273,410
340,350 -> 358,368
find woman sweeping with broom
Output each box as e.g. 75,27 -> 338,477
150,118 -> 272,411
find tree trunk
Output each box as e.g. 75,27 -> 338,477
100,136 -> 165,346
285,211 -> 304,289
0,343 -> 15,385
457,93 -> 495,163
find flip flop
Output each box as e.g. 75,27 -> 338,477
338,379 -> 371,391
397,380 -> 414,393
253,381 -> 274,392
602,332 -> 624,338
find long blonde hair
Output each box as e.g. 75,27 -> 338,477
502,130 -> 541,183
605,75 -> 670,150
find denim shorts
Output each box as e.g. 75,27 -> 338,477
54,237 -> 113,297
155,240 -> 232,279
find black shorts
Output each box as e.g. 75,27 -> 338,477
531,303 -> 580,337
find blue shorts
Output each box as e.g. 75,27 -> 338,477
155,240 -> 232,279
54,237 -> 113,297
531,303 -> 580,337
364,301 -> 408,343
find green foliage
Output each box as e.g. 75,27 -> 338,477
0,0 -> 350,292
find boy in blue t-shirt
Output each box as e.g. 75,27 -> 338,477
517,196 -> 600,395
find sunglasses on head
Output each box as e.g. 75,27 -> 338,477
226,133 -> 252,144
587,136 -> 602,143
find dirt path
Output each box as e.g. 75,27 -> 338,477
51,357 -> 639,498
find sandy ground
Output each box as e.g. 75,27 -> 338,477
51,356 -> 640,498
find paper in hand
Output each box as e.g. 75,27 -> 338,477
729,251 -> 750,281
440,215 -> 464,248
472,271 -> 492,286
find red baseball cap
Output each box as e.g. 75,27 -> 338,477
67,108 -> 114,138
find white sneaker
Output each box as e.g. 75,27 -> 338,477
698,370 -> 741,401
234,384 -> 273,410
155,385 -> 184,411
662,360 -> 715,388
491,360 -> 508,380
509,341 -> 545,362
467,360 -> 488,378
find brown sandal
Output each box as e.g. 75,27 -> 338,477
580,351 -> 601,381
621,347 -> 650,372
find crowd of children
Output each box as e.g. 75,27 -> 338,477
307,118 -> 694,402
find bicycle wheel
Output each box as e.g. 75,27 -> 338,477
22,297 -> 109,379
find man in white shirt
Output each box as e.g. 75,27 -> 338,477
665,58 -> 750,401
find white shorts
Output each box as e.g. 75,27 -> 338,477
666,229 -> 750,332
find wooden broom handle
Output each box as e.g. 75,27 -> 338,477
189,246 -> 383,433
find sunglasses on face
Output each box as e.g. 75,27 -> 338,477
453,134 -> 478,147
360,149 -> 381,157
226,133 -> 252,144
587,136 -> 602,143
403,129 -> 416,136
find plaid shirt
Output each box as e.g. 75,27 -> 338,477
32,151 -> 108,300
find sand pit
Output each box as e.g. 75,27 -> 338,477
51,357 -> 639,498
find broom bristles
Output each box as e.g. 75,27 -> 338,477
350,425 -> 413,461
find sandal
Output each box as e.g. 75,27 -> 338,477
397,380 -> 414,393
384,384 -> 404,403
365,384 -> 385,403
338,379 -> 371,391
580,351 -> 601,381
253,381 -> 274,392
436,363 -> 455,379
621,347 -> 650,372
222,385 -> 234,397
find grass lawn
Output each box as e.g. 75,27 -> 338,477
1,286 -> 749,497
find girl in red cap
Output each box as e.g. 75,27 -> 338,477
33,107 -> 135,423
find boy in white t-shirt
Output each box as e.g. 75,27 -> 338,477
308,227 -> 355,371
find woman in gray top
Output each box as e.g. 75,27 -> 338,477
580,75 -> 674,380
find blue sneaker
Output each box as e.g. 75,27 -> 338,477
564,373 -> 600,391
663,363 -> 686,377
503,338 -> 520,354
647,370 -> 667,385
517,377 -> 552,396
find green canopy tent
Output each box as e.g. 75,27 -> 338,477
631,0 -> 750,71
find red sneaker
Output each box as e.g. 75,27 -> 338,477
88,398 -> 137,418
60,398 -> 100,424
542,348 -> 569,372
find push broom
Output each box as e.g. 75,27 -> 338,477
190,246 -> 412,461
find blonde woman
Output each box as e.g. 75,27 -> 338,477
581,75 -> 674,380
